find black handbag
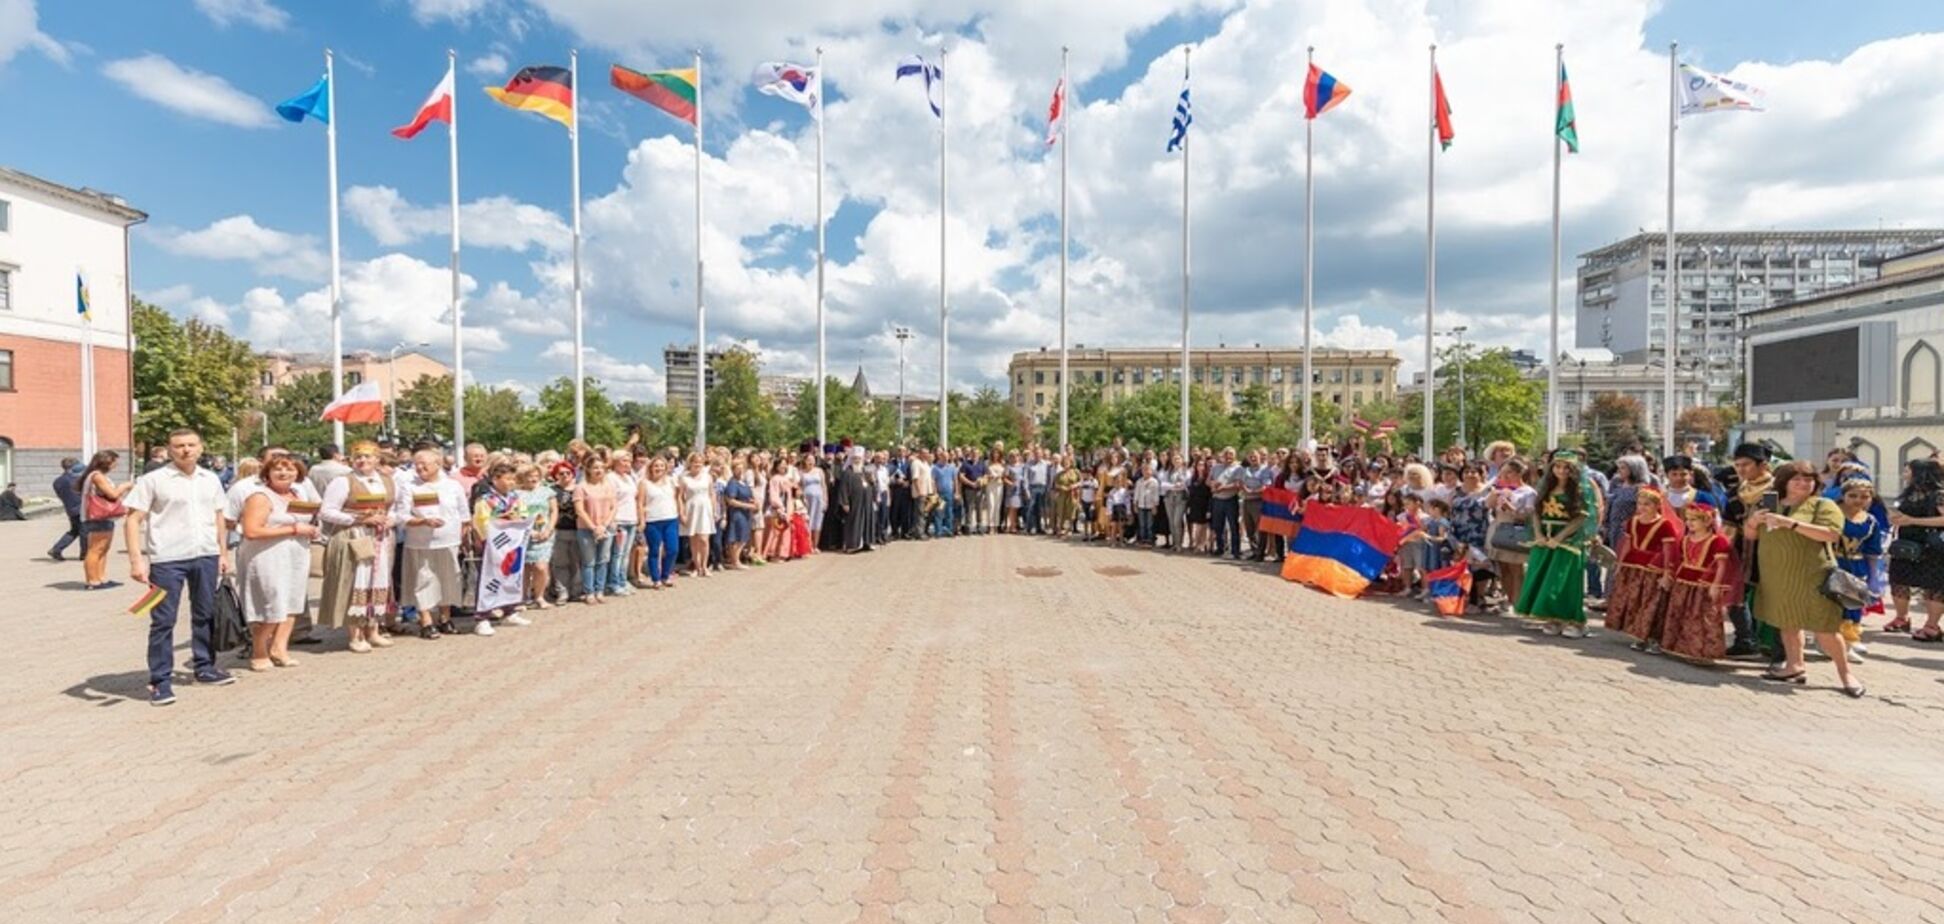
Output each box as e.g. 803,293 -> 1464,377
1889,538 -> 1926,562
1489,521 -> 1533,552
211,575 -> 249,654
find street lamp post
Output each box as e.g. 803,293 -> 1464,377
894,326 -> 913,443
1435,325 -> 1469,454
388,341 -> 429,440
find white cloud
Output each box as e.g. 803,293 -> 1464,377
192,0 -> 290,30
146,214 -> 329,283
344,185 -> 570,253
102,53 -> 276,128
541,341 -> 665,402
0,0 -> 67,67
466,51 -> 508,79
408,0 -> 495,23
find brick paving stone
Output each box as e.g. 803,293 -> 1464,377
3,521 -> 1944,922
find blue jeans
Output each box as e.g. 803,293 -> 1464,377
1211,496 -> 1241,556
607,525 -> 636,593
642,519 -> 678,584
1137,508 -> 1156,544
577,528 -> 615,597
1028,486 -> 1048,533
933,493 -> 956,536
145,556 -> 219,686
1586,561 -> 1605,598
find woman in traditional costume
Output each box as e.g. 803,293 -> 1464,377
1606,485 -> 1682,651
1515,450 -> 1593,637
318,441 -> 400,647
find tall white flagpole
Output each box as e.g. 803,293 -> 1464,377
570,50 -> 586,439
1663,41 -> 1678,456
1547,44 -> 1564,450
694,48 -> 708,451
938,48 -> 950,448
79,272 -> 95,457
448,49 -> 465,448
815,47 -> 827,449
326,48 -> 344,448
1301,46 -> 1315,448
1059,46 -> 1071,451
1178,46 -> 1191,460
1423,44 -> 1437,461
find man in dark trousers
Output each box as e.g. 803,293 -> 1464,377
47,457 -> 84,560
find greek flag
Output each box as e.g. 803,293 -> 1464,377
895,54 -> 942,118
1166,67 -> 1191,152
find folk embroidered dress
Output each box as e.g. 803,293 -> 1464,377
1514,489 -> 1587,624
1835,512 -> 1882,628
1605,515 -> 1677,640
1660,533 -> 1731,661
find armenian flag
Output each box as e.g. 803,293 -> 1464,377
1303,64 -> 1350,119
127,584 -> 168,617
1424,560 -> 1472,617
1259,485 -> 1301,539
611,65 -> 698,126
1280,502 -> 1401,598
484,66 -> 573,128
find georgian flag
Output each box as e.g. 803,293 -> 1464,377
1044,76 -> 1065,147
392,65 -> 455,139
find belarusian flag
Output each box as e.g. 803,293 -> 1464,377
1556,60 -> 1579,153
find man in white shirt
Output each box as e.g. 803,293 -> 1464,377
124,429 -> 236,706
395,448 -> 471,634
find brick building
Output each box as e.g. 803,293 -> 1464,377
0,166 -> 146,493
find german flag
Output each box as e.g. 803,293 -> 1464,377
610,64 -> 697,126
484,65 -> 573,129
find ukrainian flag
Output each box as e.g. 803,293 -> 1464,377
76,272 -> 90,321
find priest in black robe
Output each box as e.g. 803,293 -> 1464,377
835,450 -> 876,553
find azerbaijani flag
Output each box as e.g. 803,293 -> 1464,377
1433,67 -> 1454,150
1556,59 -> 1579,153
1424,560 -> 1472,617
485,65 -> 574,129
1280,502 -> 1401,598
127,584 -> 168,617
1259,485 -> 1301,539
1303,64 -> 1350,120
611,65 -> 698,127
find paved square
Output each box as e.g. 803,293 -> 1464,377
4,520 -> 1943,923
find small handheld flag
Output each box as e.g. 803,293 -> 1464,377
1425,560 -> 1472,617
75,272 -> 90,320
1433,68 -> 1454,150
1304,64 -> 1350,119
1678,63 -> 1763,116
485,66 -> 574,129
127,584 -> 168,618
393,65 -> 455,139
611,65 -> 699,127
1556,60 -> 1579,153
752,62 -> 821,121
1166,65 -> 1191,152
894,54 -> 942,118
275,74 -> 331,124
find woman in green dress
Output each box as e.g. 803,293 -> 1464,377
1516,450 -> 1593,637
1749,460 -> 1864,696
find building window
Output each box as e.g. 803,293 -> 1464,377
0,349 -> 11,389
1034,392 -> 1044,407
1252,366 -> 1264,384
1373,370 -> 1384,384
0,199 -> 9,232
1132,368 -> 1145,385
1329,369 -> 1344,384
1034,371 -> 1044,385
0,267 -> 10,310
259,370 -> 274,387
1902,340 -> 1940,415
1113,367 -> 1125,384
1093,371 -> 1104,385
1270,367 -> 1283,384
346,372 -> 363,386
1229,367 -> 1243,385
1353,369 -> 1365,385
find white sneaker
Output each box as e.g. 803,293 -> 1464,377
1561,624 -> 1587,639
1542,622 -> 1563,636
474,619 -> 496,636
503,613 -> 532,627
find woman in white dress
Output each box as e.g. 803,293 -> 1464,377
677,453 -> 717,578
237,455 -> 319,671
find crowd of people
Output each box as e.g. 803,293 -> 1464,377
51,424 -> 1944,706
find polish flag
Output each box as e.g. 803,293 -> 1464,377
1044,76 -> 1065,147
319,381 -> 387,425
392,66 -> 455,139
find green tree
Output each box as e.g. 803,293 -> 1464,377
788,377 -> 895,448
392,374 -> 453,444
910,387 -> 1031,450
518,377 -> 624,450
256,370 -> 379,454
614,400 -> 696,453
1227,383 -> 1302,449
1427,346 -> 1543,454
1108,383 -> 1237,451
704,347 -> 782,448
465,385 -> 527,451
131,299 -> 261,448
1580,392 -> 1647,468
1038,381 -> 1115,450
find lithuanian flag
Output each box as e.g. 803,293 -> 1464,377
485,65 -> 574,129
610,64 -> 697,126
128,584 -> 168,618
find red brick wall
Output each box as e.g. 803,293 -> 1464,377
0,333 -> 131,451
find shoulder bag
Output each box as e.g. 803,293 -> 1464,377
83,477 -> 127,521
1809,502 -> 1871,609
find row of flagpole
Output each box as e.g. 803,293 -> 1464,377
269,39 -> 1759,458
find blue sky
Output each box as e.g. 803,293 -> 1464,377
4,0 -> 1942,405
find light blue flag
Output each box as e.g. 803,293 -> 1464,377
276,74 -> 330,124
